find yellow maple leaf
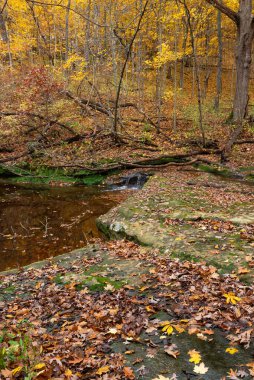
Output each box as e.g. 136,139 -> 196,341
188,349 -> 201,364
223,292 -> 241,305
96,366 -> 110,375
226,347 -> 239,355
161,321 -> 174,335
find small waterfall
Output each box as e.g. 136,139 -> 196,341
136,173 -> 142,188
108,172 -> 149,190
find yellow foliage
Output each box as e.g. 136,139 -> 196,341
223,292 -> 241,305
188,349 -> 202,364
160,321 -> 174,335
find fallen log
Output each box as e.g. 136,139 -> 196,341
0,111 -> 77,136
235,139 -> 254,144
0,152 -> 28,163
63,90 -> 112,117
48,150 -> 220,173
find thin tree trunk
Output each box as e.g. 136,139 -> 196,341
137,0 -> 145,109
179,19 -> 188,89
202,20 -> 211,101
214,5 -> 222,110
65,0 -> 71,61
155,0 -> 163,134
84,0 -> 91,63
180,0 -> 206,146
112,0 -> 149,141
0,12 -> 8,42
0,11 -> 12,66
173,20 -> 178,132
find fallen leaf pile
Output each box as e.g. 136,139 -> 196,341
0,242 -> 254,379
144,256 -> 254,347
1,285 -> 148,378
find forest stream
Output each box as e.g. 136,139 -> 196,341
0,181 -> 128,272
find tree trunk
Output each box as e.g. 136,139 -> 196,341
84,0 -> 91,63
205,0 -> 254,122
181,0 -> 206,146
0,11 -> 12,66
214,6 -> 222,111
112,0 -> 149,141
179,19 -> 188,89
65,0 -> 71,61
233,1 -> 254,122
0,12 -> 8,42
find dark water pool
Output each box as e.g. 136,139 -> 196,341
0,181 -> 128,271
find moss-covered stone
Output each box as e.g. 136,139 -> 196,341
97,170 -> 254,281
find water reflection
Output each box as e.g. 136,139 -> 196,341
0,182 -> 128,271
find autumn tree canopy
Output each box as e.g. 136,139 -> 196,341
0,0 -> 254,158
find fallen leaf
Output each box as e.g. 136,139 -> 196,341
235,308 -> 241,318
104,284 -> 115,291
188,326 -> 199,335
246,362 -> 254,376
108,327 -> 118,334
172,324 -> 185,333
146,305 -> 156,313
237,267 -> 250,275
34,363 -> 46,370
227,368 -> 241,379
226,347 -> 239,355
125,350 -> 135,355
197,333 -> 208,341
164,346 -> 180,359
12,366 -> 23,376
123,366 -> 135,379
65,369 -> 72,378
1,369 -> 13,378
223,292 -> 241,305
193,362 -> 208,374
146,347 -> 157,358
161,321 -> 174,335
96,366 -> 110,375
203,329 -> 214,335
188,349 -> 201,364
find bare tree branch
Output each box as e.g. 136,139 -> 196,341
0,111 -> 77,135
112,0 -> 149,140
205,0 -> 239,24
0,0 -> 8,14
26,0 -> 109,28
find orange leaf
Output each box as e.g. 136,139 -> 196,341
123,366 -> 135,379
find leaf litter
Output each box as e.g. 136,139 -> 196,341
0,239 -> 253,379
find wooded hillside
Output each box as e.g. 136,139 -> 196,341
0,0 -> 254,165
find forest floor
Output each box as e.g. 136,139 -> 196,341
1,100 -> 254,173
0,168 -> 254,380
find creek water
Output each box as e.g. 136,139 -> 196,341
0,181 -> 128,272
